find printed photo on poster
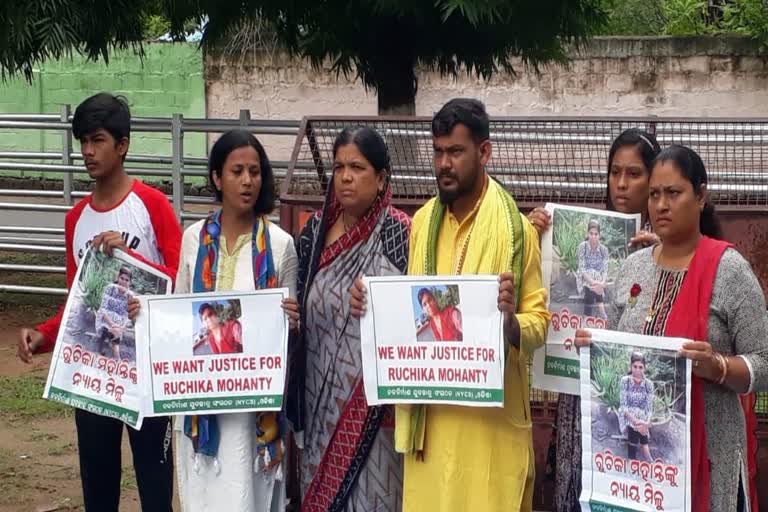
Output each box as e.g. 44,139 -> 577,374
549,210 -> 636,320
60,248 -> 168,364
191,299 -> 244,356
44,248 -> 171,428
589,342 -> 687,467
532,204 -> 640,395
411,284 -> 463,342
580,329 -> 691,512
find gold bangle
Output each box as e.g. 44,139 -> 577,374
707,353 -> 723,384
716,353 -> 729,385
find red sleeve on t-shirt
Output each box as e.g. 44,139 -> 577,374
128,181 -> 182,286
34,181 -> 183,353
35,199 -> 88,353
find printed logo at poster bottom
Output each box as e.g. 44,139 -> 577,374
545,355 -> 580,378
379,386 -> 503,402
153,394 -> 283,413
589,502 -> 641,512
49,387 -> 139,427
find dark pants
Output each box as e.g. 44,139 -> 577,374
75,408 -> 174,512
96,326 -> 119,345
627,426 -> 649,461
583,287 -> 604,317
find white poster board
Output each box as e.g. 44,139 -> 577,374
43,248 -> 171,428
580,329 -> 691,512
137,289 -> 289,416
532,203 -> 641,394
360,275 -> 504,407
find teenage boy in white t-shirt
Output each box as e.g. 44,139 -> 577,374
16,93 -> 181,512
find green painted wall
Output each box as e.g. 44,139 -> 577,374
0,43 -> 206,180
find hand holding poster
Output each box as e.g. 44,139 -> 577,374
580,329 -> 691,512
43,248 -> 171,428
360,275 -> 504,407
137,290 -> 289,416
532,204 -> 641,394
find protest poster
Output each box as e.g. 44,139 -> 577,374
360,275 -> 504,407
580,329 -> 691,512
43,248 -> 171,429
532,203 -> 641,394
137,289 -> 289,416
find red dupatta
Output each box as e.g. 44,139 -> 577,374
663,236 -> 730,512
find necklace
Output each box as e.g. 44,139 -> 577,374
341,212 -> 355,232
644,269 -> 681,325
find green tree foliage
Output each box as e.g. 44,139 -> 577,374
430,285 -> 461,310
662,0 -> 710,35
598,0 -> 768,47
598,0 -> 666,35
721,0 -> 768,49
1,1 -> 607,114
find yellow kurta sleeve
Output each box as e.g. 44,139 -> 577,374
515,215 -> 550,358
406,202 -> 431,275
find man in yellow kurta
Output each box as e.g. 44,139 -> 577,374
399,98 -> 550,511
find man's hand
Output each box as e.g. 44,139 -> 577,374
527,208 -> 551,236
498,272 -> 520,349
17,328 -> 45,363
90,231 -> 129,257
349,278 -> 367,318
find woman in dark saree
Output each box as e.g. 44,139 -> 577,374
288,126 -> 410,511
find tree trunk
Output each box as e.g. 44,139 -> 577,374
374,56 -> 417,116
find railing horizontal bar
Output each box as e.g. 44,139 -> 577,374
0,202 -> 72,212
0,263 -> 65,273
0,243 -> 65,253
180,212 -> 280,222
181,125 -> 298,135
182,118 -> 300,128
0,114 -> 60,121
0,226 -> 64,235
0,236 -> 65,245
0,284 -> 67,295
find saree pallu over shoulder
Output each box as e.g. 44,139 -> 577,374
663,236 -> 731,512
396,178 -> 526,455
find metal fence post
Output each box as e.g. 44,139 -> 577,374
239,109 -> 251,127
61,104 -> 72,205
171,113 -> 184,220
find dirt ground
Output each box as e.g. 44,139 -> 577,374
0,284 -> 175,511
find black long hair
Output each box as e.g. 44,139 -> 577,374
651,145 -> 722,239
627,352 -> 647,375
208,130 -> 275,216
332,126 -> 391,177
605,129 -> 661,212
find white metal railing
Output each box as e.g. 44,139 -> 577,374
0,108 -> 300,295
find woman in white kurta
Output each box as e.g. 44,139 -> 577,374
174,130 -> 298,512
